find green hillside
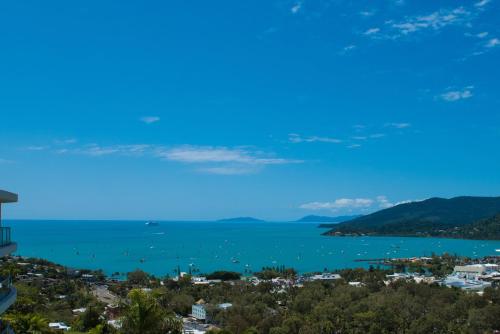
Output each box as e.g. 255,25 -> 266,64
323,196 -> 500,238
440,214 -> 500,240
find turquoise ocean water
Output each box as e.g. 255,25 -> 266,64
6,220 -> 500,277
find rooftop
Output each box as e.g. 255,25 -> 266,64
0,191 -> 17,204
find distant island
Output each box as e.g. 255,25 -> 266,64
217,217 -> 266,223
217,215 -> 362,223
323,196 -> 500,239
296,214 -> 362,224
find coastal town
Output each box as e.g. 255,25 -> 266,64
1,253 -> 500,333
2,189 -> 500,333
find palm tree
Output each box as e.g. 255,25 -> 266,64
121,289 -> 182,334
161,316 -> 183,334
3,313 -> 51,334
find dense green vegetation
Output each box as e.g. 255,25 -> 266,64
324,196 -> 500,238
206,271 -> 241,281
2,256 -> 500,333
438,214 -> 500,240
254,266 -> 297,280
120,289 -> 182,334
1,260 -> 105,333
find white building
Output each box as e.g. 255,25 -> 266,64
442,264 -> 497,292
192,301 -> 232,321
483,264 -> 499,273
192,276 -> 210,285
309,273 -> 342,281
348,282 -> 364,287
453,265 -> 487,280
49,322 -> 71,331
192,304 -> 207,321
442,277 -> 492,291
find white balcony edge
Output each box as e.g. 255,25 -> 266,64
0,243 -> 16,258
0,287 -> 16,315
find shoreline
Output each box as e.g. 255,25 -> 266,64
322,232 -> 500,241
8,220 -> 500,277
4,254 -> 500,333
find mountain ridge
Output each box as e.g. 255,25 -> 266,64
323,196 -> 500,238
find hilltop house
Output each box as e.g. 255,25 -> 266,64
191,300 -> 233,322
192,300 -> 207,320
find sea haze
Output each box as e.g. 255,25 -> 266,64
7,220 -> 500,277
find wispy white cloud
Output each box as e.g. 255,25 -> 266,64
58,144 -> 151,157
340,44 -> 356,54
290,129 -> 387,150
364,27 -> 380,35
159,146 -> 240,163
461,33 -> 498,59
486,38 -> 500,48
362,2 -> 490,43
376,195 -> 393,208
157,145 -> 301,175
291,2 -> 302,14
386,122 -> 411,129
51,142 -> 299,175
377,196 -> 423,208
156,146 -> 300,165
360,10 -> 375,17
26,146 -> 49,151
289,133 -> 342,144
394,199 -> 416,206
300,196 -> 421,212
474,0 -> 491,7
351,133 -> 385,140
391,7 -> 471,35
364,5 -> 478,41
140,116 -> 160,124
300,198 -> 374,211
439,86 -> 474,102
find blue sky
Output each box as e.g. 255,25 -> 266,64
1,0 -> 499,220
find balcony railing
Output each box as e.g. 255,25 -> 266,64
0,319 -> 14,334
0,228 -> 11,247
0,276 -> 12,300
0,275 -> 15,316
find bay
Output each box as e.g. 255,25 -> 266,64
6,220 -> 500,277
